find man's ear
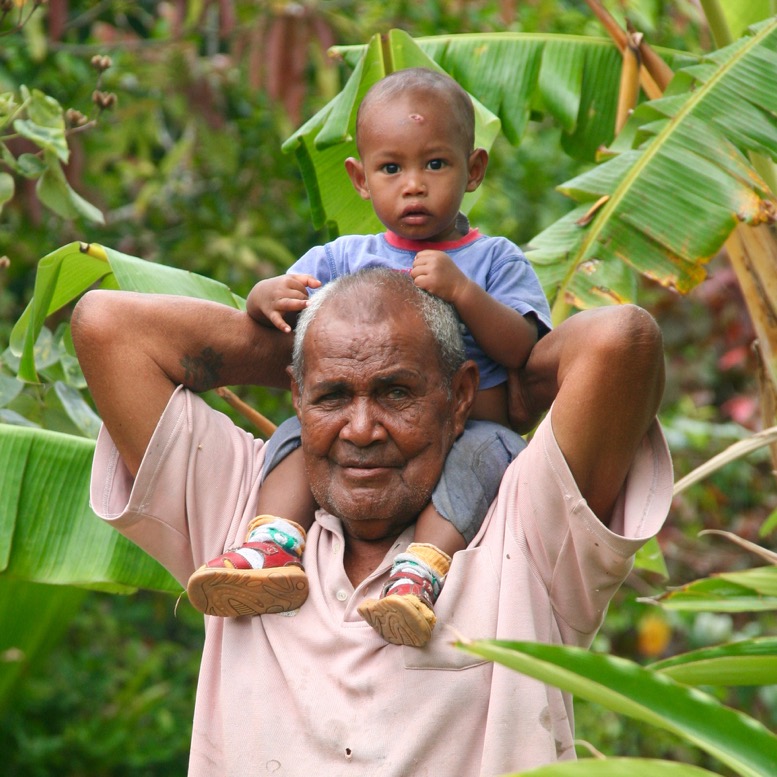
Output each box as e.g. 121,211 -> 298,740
288,366 -> 303,416
465,148 -> 488,193
451,359 -> 479,437
345,157 -> 371,200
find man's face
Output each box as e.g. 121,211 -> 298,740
292,300 -> 473,542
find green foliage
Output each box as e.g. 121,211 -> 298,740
1,1 -> 776,773
0,579 -> 86,716
650,637 -> 777,685
459,639 -> 777,777
0,590 -> 202,776
1,321 -> 99,437
0,40 -> 109,224
0,423 -> 179,594
509,759 -> 724,776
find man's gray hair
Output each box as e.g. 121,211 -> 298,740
291,268 -> 466,389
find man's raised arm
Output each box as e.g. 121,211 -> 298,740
72,290 -> 293,477
508,304 -> 665,528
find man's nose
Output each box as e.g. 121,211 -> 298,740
339,399 -> 387,445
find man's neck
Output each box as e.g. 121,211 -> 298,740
343,534 -> 401,586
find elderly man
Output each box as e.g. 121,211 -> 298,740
72,267 -> 672,776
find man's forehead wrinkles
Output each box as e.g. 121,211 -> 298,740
308,365 -> 425,391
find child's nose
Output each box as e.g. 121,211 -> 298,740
402,171 -> 426,196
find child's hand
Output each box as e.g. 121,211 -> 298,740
411,250 -> 469,305
246,274 -> 321,333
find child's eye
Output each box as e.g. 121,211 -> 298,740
427,159 -> 446,170
381,163 -> 400,174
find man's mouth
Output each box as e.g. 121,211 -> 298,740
339,459 -> 392,470
337,456 -> 399,478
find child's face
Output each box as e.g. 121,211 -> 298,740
347,92 -> 486,243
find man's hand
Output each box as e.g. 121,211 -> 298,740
246,274 -> 321,333
411,250 -> 469,305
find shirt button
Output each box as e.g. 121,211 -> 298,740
336,590 -> 348,602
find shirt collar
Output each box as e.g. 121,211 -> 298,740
384,228 -> 481,252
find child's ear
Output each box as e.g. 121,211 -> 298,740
345,157 -> 371,200
465,148 -> 489,192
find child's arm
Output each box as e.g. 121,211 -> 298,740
246,274 -> 322,333
411,250 -> 537,369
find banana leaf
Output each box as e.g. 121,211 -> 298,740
715,0 -> 774,40
649,637 -> 777,686
650,566 -> 777,612
530,16 -> 777,316
332,32 -> 695,157
10,242 -> 246,383
508,758 -> 722,777
0,422 -> 178,594
459,639 -> 777,777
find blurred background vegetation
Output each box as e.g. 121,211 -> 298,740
1,0 -> 775,774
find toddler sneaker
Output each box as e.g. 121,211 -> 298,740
187,515 -> 308,617
357,542 -> 451,647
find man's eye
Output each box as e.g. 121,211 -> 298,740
313,391 -> 346,406
385,387 -> 410,401
427,159 -> 445,170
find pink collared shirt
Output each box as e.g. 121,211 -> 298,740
91,386 -> 672,776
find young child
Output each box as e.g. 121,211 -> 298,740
187,67 -> 552,647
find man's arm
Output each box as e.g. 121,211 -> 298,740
507,304 -> 665,528
72,290 -> 294,477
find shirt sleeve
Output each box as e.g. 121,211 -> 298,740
89,386 -> 267,587
508,407 -> 673,639
486,242 -> 553,336
288,244 -> 334,286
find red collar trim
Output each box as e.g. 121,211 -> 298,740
384,228 -> 481,252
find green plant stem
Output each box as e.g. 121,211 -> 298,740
699,0 -> 734,48
550,295 -> 572,327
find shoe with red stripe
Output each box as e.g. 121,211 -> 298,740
187,516 -> 308,617
357,543 -> 451,647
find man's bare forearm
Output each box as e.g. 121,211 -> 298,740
72,290 -> 293,475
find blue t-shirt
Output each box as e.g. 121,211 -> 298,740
289,230 -> 552,390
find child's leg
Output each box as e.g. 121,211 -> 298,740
254,446 -> 317,531
414,504 -> 467,557
359,420 -> 526,647
187,419 -> 316,618
357,502 -> 460,647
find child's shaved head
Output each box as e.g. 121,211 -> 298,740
356,68 -> 476,154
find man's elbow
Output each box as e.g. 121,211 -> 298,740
595,303 -> 665,405
72,290 -> 121,366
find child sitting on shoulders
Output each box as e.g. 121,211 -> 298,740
187,67 -> 551,647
